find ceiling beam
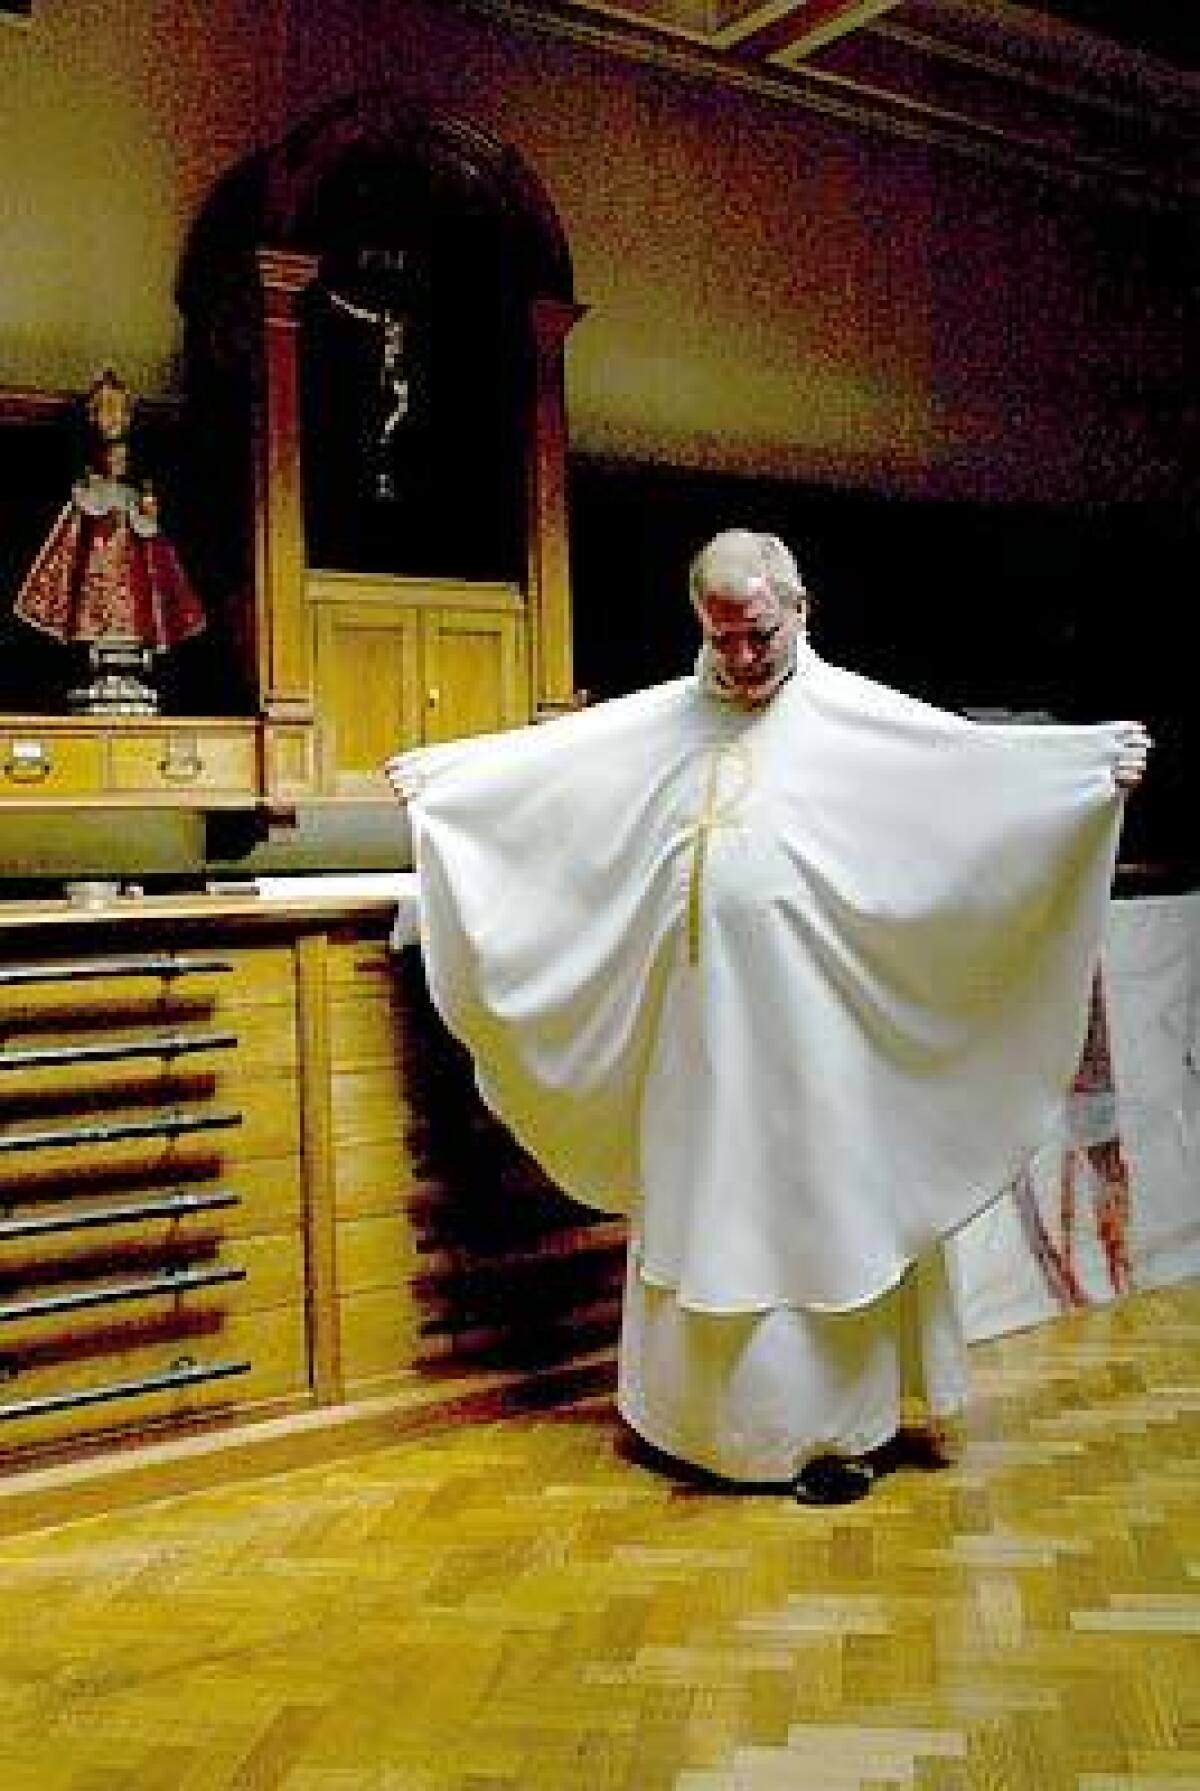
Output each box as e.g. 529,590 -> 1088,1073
725,0 -> 905,57
479,0 -> 904,55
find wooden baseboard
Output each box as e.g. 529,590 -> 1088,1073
0,1350 -> 617,1538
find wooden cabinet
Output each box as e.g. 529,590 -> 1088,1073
0,385 -> 268,817
188,239 -> 576,809
0,929 -> 309,1462
0,896 -> 623,1509
182,114 -> 585,808
310,572 -> 528,798
0,716 -> 259,808
4,99 -> 586,817
0,723 -> 104,802
323,934 -> 624,1399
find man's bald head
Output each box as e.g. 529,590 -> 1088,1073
690,529 -> 808,707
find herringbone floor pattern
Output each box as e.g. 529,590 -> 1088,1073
0,1283 -> 1197,1790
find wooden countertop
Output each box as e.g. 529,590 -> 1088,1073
0,877 -> 417,934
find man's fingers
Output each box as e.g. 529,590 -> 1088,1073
384,756 -> 421,801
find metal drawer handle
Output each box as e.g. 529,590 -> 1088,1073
3,740 -> 52,783
0,955 -> 234,987
0,1264 -> 247,1324
0,1106 -> 243,1155
157,739 -> 204,782
0,1029 -> 238,1074
0,1355 -> 252,1423
0,1189 -> 240,1242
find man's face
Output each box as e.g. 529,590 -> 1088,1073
696,575 -> 799,706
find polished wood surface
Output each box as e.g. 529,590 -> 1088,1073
1,905 -> 626,1486
0,1280 -> 1194,1789
1,240 -> 578,817
0,891 -> 401,934
254,249 -> 319,728
526,295 -> 584,712
0,931 -> 311,1458
0,716 -> 260,808
309,570 -> 529,797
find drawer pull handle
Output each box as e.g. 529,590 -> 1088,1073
0,1189 -> 241,1242
0,1107 -> 243,1155
0,1264 -> 247,1324
3,740 -> 52,783
157,740 -> 204,782
0,1355 -> 252,1423
0,952 -> 236,995
0,1029 -> 238,1073
0,955 -> 234,987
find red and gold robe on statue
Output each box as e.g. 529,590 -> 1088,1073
14,474 -> 205,650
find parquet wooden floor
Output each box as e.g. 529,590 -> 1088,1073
0,1281 -> 1196,1791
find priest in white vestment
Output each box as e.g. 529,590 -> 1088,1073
386,529 -> 1151,1504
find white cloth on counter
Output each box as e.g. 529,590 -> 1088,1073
251,872 -> 419,905
392,643 -> 1130,1317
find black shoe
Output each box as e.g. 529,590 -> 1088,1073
792,1454 -> 876,1506
868,1426 -> 956,1479
894,1424 -> 956,1470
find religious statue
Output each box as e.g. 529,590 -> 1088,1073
325,290 -> 411,503
13,368 -> 206,714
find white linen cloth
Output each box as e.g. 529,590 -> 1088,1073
393,643 -> 1131,1318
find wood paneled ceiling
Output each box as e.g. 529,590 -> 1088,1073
471,0 -> 1198,203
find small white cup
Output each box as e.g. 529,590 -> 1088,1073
65,879 -> 121,909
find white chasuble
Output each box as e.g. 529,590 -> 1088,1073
395,645 -> 1131,1316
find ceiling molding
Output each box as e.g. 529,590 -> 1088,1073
464,0 -> 1198,206
714,0 -> 904,56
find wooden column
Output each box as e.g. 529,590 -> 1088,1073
254,248 -> 320,801
526,297 -> 586,716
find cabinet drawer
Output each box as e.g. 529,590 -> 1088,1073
0,946 -> 296,1025
0,1005 -> 297,1088
326,937 -> 395,987
108,728 -> 258,797
0,731 -> 104,800
330,1065 -> 410,1147
329,994 -> 407,1070
336,1211 -> 425,1293
340,1284 -> 449,1387
0,1223 -> 304,1315
0,1152 -> 305,1240
334,1139 -> 425,1217
0,1127 -> 304,1200
0,1305 -> 310,1456
0,1075 -> 298,1165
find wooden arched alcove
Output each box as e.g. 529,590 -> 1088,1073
178,94 -> 583,804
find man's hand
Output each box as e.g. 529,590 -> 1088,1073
1114,722 -> 1152,792
384,754 -> 423,803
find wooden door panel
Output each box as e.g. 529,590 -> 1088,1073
314,601 -> 422,796
423,609 -> 527,743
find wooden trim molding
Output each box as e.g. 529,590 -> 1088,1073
295,931 -> 343,1404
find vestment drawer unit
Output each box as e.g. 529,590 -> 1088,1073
0,914 -> 309,1467
326,940 -> 625,1398
0,892 -> 623,1529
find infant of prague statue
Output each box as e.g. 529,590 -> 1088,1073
13,368 -> 205,714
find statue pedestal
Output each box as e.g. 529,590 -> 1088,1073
68,637 -> 158,717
